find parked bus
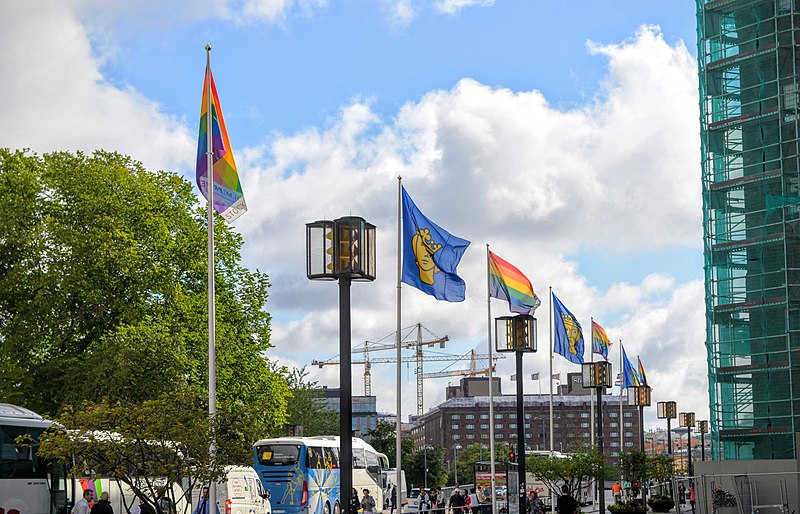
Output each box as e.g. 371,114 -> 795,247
252,436 -> 388,514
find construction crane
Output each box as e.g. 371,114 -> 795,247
311,324 -> 503,415
419,350 -> 495,379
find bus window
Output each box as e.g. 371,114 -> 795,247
306,447 -> 325,469
365,451 -> 380,472
378,455 -> 389,470
256,444 -> 300,466
323,447 -> 339,469
352,447 -> 367,469
0,424 -> 48,479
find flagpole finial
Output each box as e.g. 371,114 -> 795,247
205,44 -> 212,52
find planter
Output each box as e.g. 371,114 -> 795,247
647,498 -> 675,513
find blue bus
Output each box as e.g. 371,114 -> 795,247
253,436 -> 388,514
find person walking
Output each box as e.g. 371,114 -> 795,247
688,482 -> 696,514
467,489 -> 479,514
193,487 -> 220,514
93,492 -> 114,514
361,489 -> 377,514
556,485 -> 578,514
435,487 -> 445,513
448,489 -> 464,514
72,489 -> 94,514
418,488 -> 430,514
390,485 -> 397,514
350,488 -> 361,514
612,481 -> 622,502
526,491 -> 544,514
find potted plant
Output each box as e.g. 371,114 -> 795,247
646,495 -> 675,513
608,499 -> 648,514
644,455 -> 675,512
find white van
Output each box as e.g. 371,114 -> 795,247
194,466 -> 271,514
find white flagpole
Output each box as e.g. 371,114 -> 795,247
619,340 -> 624,454
548,287 -> 555,511
590,318 -> 595,449
205,44 -> 218,513
486,245 -> 497,514
396,177 -> 403,509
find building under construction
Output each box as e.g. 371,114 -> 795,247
698,0 -> 800,459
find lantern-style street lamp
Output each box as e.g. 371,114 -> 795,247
629,386 -> 652,452
657,401 -> 677,456
679,412 -> 696,477
697,420 -> 709,461
306,216 -> 376,514
495,314 -> 536,514
582,361 -> 612,514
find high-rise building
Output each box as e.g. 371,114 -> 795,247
698,0 -> 800,459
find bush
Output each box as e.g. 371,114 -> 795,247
647,496 -> 675,513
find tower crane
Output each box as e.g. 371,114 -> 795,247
311,324 -> 503,415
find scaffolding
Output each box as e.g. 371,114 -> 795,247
698,0 -> 800,460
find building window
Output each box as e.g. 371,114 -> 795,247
452,414 -> 461,420
467,434 -> 475,440
524,424 -> 530,429
611,451 -> 619,457
624,422 -> 632,428
580,423 -> 589,428
581,412 -> 590,418
583,432 -> 590,437
466,414 -> 475,420
611,432 -> 619,438
625,432 -> 633,437
453,434 -> 460,440
452,424 -> 459,430
525,414 -> 532,419
567,413 -> 575,418
610,422 -> 618,428
553,423 -> 560,428
495,414 -> 503,419
624,412 -> 633,418
481,434 -> 488,440
481,424 -> 489,429
525,433 -> 531,438
510,433 -> 517,439
509,413 -> 517,419
509,423 -> 517,429
495,433 -> 503,439
610,412 -> 618,418
466,424 -> 475,429
481,414 -> 489,420
610,442 -> 619,447
625,441 -> 634,447
495,424 -> 503,430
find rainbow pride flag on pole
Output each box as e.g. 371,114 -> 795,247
591,319 -> 612,360
196,60 -> 247,223
488,250 -> 541,315
638,356 -> 648,386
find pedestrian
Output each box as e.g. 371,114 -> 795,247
361,489 -> 377,514
390,485 -> 397,514
350,488 -> 361,514
92,492 -> 114,514
72,489 -> 94,514
459,490 -> 468,514
612,481 -> 622,502
555,485 -> 578,514
157,488 -> 174,514
192,487 -> 221,514
435,487 -> 445,513
139,499 -> 156,514
418,487 -> 430,514
688,482 -> 696,514
678,483 -> 686,504
526,491 -> 544,514
467,489 -> 479,514
448,489 -> 461,514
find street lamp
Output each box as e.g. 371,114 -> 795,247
679,412 -> 696,477
628,386 -> 651,452
453,444 -> 462,484
424,445 -> 434,489
495,314 -> 537,514
697,420 -> 709,461
480,444 -> 487,461
582,360 -> 612,514
657,401 -> 677,457
306,216 -> 376,514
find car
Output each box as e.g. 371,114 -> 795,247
405,489 -> 421,511
198,466 -> 271,514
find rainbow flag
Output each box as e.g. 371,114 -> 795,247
488,251 -> 541,315
196,62 -> 247,222
638,356 -> 648,386
591,320 -> 612,360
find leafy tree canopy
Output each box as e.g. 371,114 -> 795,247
279,366 -> 339,437
365,420 -> 414,468
0,149 -> 288,442
527,442 -> 612,500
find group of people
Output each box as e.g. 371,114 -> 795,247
72,489 -> 170,514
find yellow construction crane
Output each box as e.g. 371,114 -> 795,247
311,323 -> 503,415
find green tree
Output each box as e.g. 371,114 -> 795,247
281,366 -> 339,436
0,149 -> 288,442
36,390 -> 241,514
365,420 -> 414,468
527,442 -> 612,501
406,446 -> 448,490
449,442 -> 512,486
618,449 -> 647,499
645,454 -> 675,497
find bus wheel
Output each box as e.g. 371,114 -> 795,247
333,502 -> 340,514
324,502 -> 331,514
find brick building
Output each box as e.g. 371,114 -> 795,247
411,375 -> 640,468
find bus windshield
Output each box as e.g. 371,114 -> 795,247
256,444 -> 301,466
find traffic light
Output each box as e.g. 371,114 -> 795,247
508,451 -> 516,463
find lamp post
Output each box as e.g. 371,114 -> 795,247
697,420 -> 709,461
306,216 -> 376,514
453,444 -> 462,484
582,360 -> 612,514
629,386 -> 652,452
657,401 -> 677,456
424,445 -> 433,489
480,444 -> 487,461
679,412 -> 696,477
495,314 -> 537,514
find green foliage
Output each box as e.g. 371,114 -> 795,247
645,454 -> 675,496
280,366 -> 339,437
405,446 -> 448,489
365,420 -> 413,468
527,441 -> 612,499
618,449 -> 647,498
0,149 -> 288,444
449,442 -> 511,486
36,391 -> 240,514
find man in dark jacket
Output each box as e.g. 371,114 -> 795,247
92,492 -> 114,514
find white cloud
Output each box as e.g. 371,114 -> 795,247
0,1 -> 194,173
435,0 -> 496,15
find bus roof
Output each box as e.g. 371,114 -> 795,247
253,435 -> 382,454
0,403 -> 53,429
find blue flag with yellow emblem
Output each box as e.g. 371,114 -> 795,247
552,292 -> 584,364
401,187 -> 470,302
621,344 -> 641,388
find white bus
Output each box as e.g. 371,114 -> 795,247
252,436 -> 389,514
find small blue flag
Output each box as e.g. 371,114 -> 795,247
621,344 -> 641,388
401,187 -> 470,302
552,292 -> 584,364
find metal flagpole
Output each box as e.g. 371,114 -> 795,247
590,318 -> 596,507
486,245 -> 497,514
548,287 -> 555,512
396,176 -> 403,510
205,44 -> 217,514
619,340 -> 624,454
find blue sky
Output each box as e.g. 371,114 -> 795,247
2,0 -> 708,428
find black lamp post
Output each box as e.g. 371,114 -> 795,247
656,401 -> 677,457
495,314 -> 537,514
582,360 -> 612,514
628,385 -> 651,505
697,420 -> 709,461
306,216 -> 376,514
678,412 -> 696,477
